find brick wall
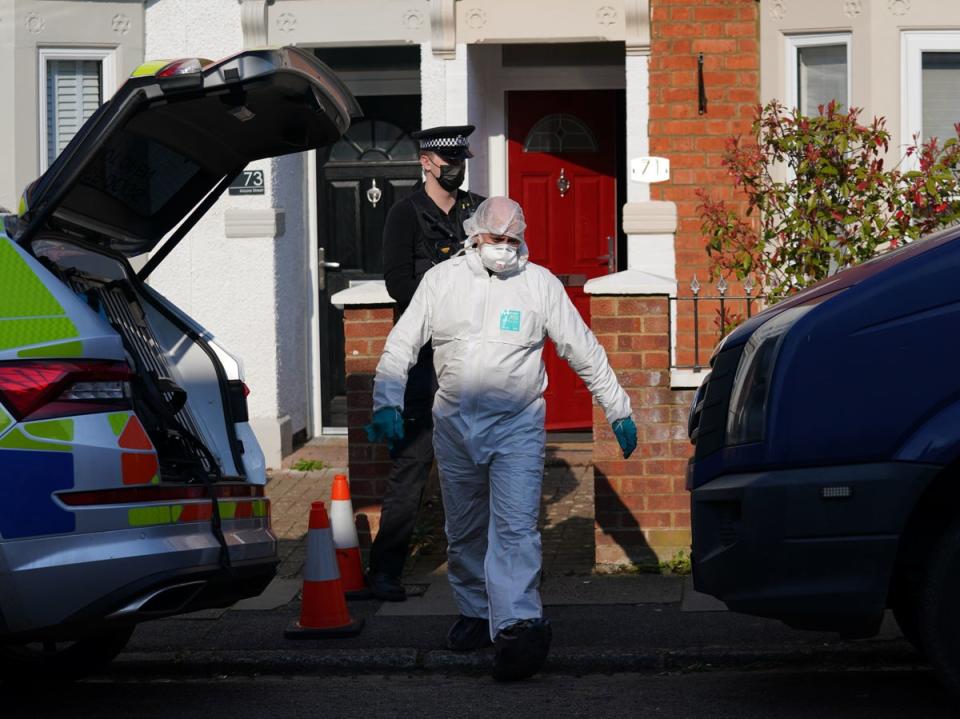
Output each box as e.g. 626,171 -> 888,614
591,294 -> 695,566
343,306 -> 394,546
588,0 -> 758,567
649,0 -> 759,366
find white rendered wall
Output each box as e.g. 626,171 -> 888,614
420,42 -> 469,128
0,3 -> 16,211
466,45 -> 489,197
420,42 -> 473,188
145,0 -> 307,466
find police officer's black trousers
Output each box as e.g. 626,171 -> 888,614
368,345 -> 437,579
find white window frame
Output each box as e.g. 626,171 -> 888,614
901,31 -> 960,165
784,33 -> 852,115
38,47 -> 118,172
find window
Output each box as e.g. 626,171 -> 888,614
786,34 -> 851,116
327,120 -> 418,163
38,48 -> 117,171
903,32 -> 960,152
523,114 -> 598,153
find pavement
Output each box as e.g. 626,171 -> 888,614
112,437 -> 922,678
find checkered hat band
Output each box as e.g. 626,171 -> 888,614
420,136 -> 468,149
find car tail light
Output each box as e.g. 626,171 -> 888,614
0,360 -> 133,421
157,58 -> 206,78
156,58 -> 211,93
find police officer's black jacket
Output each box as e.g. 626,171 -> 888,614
382,183 -> 483,314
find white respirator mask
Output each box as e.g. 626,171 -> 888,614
479,243 -> 519,273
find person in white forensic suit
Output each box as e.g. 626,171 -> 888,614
366,196 -> 638,681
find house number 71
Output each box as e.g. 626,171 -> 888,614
630,157 -> 670,183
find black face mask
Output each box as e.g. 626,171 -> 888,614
433,161 -> 466,192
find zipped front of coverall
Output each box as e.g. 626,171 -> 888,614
464,270 -> 494,462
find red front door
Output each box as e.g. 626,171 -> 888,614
508,90 -> 618,430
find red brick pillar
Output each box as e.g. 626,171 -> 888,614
342,304 -> 395,547
591,293 -> 696,568
649,0 -> 759,362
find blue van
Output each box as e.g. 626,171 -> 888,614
687,225 -> 960,694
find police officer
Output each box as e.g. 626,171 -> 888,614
366,125 -> 484,601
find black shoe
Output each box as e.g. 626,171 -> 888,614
446,615 -> 493,651
367,571 -> 406,602
492,618 -> 552,681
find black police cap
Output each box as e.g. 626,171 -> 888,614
411,124 -> 475,160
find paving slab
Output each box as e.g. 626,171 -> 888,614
280,436 -> 348,469
542,575 -> 684,605
376,576 -> 460,616
681,576 -> 729,612
232,578 -> 301,611
376,574 -> 686,617
269,437 -> 602,582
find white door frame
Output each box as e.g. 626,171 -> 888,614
472,48 -> 626,197
305,148 -> 328,436
305,57 -> 421,436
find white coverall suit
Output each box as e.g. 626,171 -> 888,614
372,232 -> 631,636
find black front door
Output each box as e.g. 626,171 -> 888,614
317,114 -> 421,427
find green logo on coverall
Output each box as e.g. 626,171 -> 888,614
500,310 -> 521,332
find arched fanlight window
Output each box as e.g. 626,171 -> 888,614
523,113 -> 598,153
328,120 -> 419,162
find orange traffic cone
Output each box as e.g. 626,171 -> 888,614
285,501 -> 364,639
330,474 -> 370,599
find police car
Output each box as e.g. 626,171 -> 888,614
0,47 -> 360,676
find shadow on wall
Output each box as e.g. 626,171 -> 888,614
594,468 -> 657,568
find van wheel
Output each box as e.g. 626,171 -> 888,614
920,518 -> 960,698
0,626 -> 134,681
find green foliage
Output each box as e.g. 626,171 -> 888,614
698,100 -> 960,300
292,458 -> 326,472
658,549 -> 692,576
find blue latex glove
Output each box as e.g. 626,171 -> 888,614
365,407 -> 405,449
612,416 -> 638,459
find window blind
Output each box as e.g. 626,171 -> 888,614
46,59 -> 102,167
921,52 -> 960,143
797,44 -> 847,116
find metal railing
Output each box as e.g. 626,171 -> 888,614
670,275 -> 766,372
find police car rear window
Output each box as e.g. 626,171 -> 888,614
78,129 -> 201,217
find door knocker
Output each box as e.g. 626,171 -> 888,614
366,179 -> 382,208
556,168 -> 570,198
